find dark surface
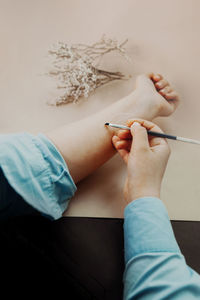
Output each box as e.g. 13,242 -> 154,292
1,215 -> 200,299
0,167 -> 40,221
172,220 -> 200,273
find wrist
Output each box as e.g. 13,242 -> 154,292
125,193 -> 161,205
129,91 -> 160,121
125,175 -> 161,200
124,182 -> 161,205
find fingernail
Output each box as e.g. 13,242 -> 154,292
132,122 -> 140,127
112,135 -> 118,142
156,82 -> 161,87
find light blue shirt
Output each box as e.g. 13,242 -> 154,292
0,132 -> 77,219
123,197 -> 200,299
0,132 -> 200,298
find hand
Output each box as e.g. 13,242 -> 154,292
126,73 -> 180,121
112,119 -> 171,204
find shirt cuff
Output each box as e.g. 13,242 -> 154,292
124,197 -> 181,264
0,132 -> 77,219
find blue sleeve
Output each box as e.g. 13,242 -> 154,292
123,197 -> 200,300
0,132 -> 77,220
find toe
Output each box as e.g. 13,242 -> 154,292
155,79 -> 169,90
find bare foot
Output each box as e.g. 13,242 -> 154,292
126,73 -> 180,120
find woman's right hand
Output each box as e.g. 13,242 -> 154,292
112,119 -> 171,204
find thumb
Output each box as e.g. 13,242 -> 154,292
130,122 -> 149,153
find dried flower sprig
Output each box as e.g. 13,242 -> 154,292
47,35 -> 130,105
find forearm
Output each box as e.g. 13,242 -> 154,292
44,92 -> 155,183
123,197 -> 200,299
45,111 -> 115,184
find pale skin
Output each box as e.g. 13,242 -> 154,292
112,119 -> 170,203
45,73 -> 179,184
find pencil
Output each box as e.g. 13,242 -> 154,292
105,123 -> 200,146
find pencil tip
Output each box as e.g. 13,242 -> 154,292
105,122 -> 109,126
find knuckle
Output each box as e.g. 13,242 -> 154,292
127,119 -> 134,127
165,93 -> 171,100
137,146 -> 148,153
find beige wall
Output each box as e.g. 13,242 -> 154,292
1,0 -> 200,220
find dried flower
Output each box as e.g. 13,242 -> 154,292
47,35 -> 130,105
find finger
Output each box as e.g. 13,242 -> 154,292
130,122 -> 149,153
127,118 -> 160,132
149,135 -> 168,148
117,149 -> 129,164
112,135 -> 120,148
155,79 -> 169,90
149,73 -> 163,82
165,91 -> 179,101
116,140 -> 132,151
118,129 -> 132,140
151,139 -> 171,159
112,135 -> 131,151
127,118 -> 168,149
112,136 -> 129,163
159,86 -> 172,96
165,92 -> 180,111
